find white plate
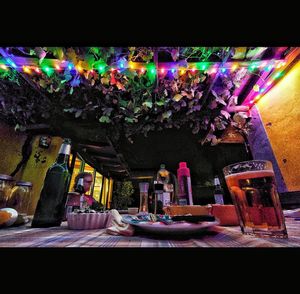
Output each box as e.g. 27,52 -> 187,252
122,215 -> 219,235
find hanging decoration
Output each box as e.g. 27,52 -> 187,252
0,47 -> 291,144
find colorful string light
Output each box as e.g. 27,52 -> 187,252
0,56 -> 287,76
0,51 -> 291,110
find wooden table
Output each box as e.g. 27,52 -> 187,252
0,216 -> 299,247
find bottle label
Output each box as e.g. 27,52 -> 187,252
214,194 -> 224,205
163,192 -> 171,206
178,176 -> 193,205
59,144 -> 71,155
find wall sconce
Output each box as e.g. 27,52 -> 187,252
39,136 -> 52,149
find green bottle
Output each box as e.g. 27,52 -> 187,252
31,138 -> 71,227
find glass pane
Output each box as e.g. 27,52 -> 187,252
83,163 -> 95,195
101,177 -> 109,207
93,172 -> 103,202
68,155 -> 83,192
107,178 -> 114,209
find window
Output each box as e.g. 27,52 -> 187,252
68,153 -> 109,205
68,153 -> 84,192
93,172 -> 103,202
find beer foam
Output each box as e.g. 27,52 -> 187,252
225,169 -> 274,180
225,169 -> 275,187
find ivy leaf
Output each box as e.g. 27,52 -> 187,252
39,79 -> 47,88
216,97 -> 227,106
116,81 -> 125,90
162,110 -> 172,120
99,116 -> 111,123
171,49 -> 179,61
66,48 -> 78,64
47,85 -> 54,93
34,47 -> 47,64
127,101 -> 133,110
193,105 -> 201,111
125,117 -> 134,123
231,47 -> 247,59
211,136 -> 222,146
102,107 -> 113,116
155,100 -> 165,106
209,100 -> 218,109
212,90 -> 227,106
180,100 -> 187,107
173,94 -> 183,102
71,77 -> 81,87
220,110 -> 231,119
64,107 -> 76,113
64,71 -> 72,82
134,107 -> 141,113
195,91 -> 203,99
101,77 -> 110,85
142,101 -> 153,108
75,109 -> 83,118
48,47 -> 64,60
119,100 -> 128,107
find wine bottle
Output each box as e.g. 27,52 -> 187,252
31,138 -> 72,227
76,178 -> 88,210
177,162 -> 193,205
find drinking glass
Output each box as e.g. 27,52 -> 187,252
223,160 -> 288,238
139,182 -> 149,213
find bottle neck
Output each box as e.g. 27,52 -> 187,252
56,143 -> 71,164
56,153 -> 70,164
214,177 -> 220,186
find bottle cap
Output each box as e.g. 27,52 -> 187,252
179,162 -> 187,168
0,174 -> 14,181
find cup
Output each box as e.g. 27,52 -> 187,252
128,207 -> 139,215
139,182 -> 149,213
223,160 -> 288,238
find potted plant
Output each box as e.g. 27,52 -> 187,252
111,180 -> 135,210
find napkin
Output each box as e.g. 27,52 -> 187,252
106,209 -> 135,236
283,209 -> 300,218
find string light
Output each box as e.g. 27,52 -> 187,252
0,57 -> 287,82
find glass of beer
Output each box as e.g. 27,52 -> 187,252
223,160 -> 288,238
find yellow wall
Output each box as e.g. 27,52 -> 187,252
0,121 -> 25,178
256,60 -> 300,191
0,122 -> 63,214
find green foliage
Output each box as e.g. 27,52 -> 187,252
0,47 -> 253,145
111,181 -> 135,210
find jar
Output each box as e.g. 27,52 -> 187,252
0,174 -> 15,209
7,181 -> 33,215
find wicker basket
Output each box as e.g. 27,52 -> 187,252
67,212 -> 112,230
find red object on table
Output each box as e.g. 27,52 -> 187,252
211,204 -> 239,226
